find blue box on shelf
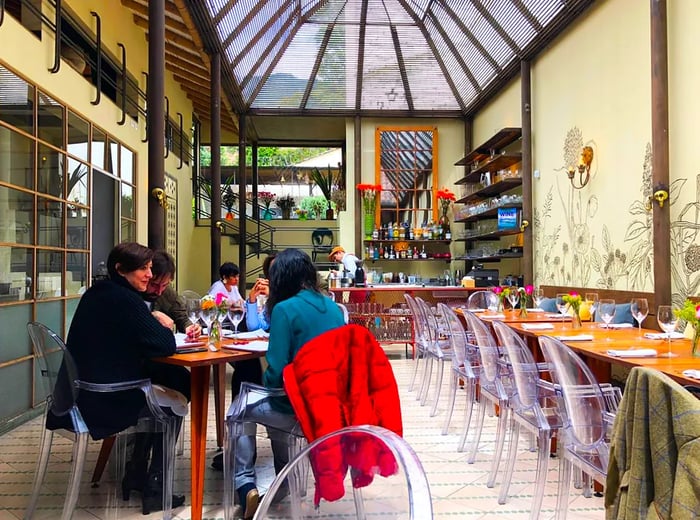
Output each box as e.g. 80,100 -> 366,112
497,207 -> 519,230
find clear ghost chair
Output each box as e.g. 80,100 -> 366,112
403,294 -> 429,392
538,335 -> 616,520
491,321 -> 562,516
461,311 -> 513,488
436,304 -> 479,441
466,290 -> 499,311
25,322 -> 180,520
254,425 -> 433,519
414,297 -> 453,413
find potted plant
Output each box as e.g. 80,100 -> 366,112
309,165 -> 335,219
276,194 -> 295,219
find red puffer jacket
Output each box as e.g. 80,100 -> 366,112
283,324 -> 403,505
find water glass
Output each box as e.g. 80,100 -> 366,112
532,288 -> 545,309
507,291 -> 519,311
599,299 -> 616,338
555,293 -> 569,317
630,298 -> 648,337
656,305 -> 679,358
228,303 -> 246,336
186,298 -> 201,327
584,292 -> 599,321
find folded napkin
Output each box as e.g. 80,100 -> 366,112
526,308 -> 545,313
606,348 -> 658,358
235,329 -> 270,340
480,313 -> 506,319
469,308 -> 487,313
521,323 -> 555,330
222,340 -> 268,352
643,332 -> 685,340
545,313 -> 569,319
682,370 -> 700,379
600,323 -> 634,329
554,334 -> 594,341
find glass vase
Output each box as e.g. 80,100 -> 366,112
364,212 -> 375,239
208,317 -> 222,351
692,325 -> 700,357
571,310 -> 582,329
519,304 -> 528,319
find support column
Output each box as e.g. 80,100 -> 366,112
650,0 -> 671,306
521,60 -> 533,283
238,115 -> 247,290
147,0 -> 165,249
354,115 -> 362,256
210,52 -> 221,283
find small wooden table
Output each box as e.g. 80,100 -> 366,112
155,345 -> 265,520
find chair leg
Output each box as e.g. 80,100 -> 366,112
486,404 -> 509,488
442,372 -> 457,434
62,432 -> 89,520
527,429 -> 552,519
497,420 -> 519,504
408,351 -> 422,391
457,380 -> 477,453
555,455 -> 573,520
429,359 -> 445,417
25,426 -> 54,519
90,436 -> 116,486
467,397 -> 487,463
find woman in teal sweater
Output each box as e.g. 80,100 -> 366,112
232,248 -> 345,518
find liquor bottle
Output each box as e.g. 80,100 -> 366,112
383,245 -> 389,259
374,245 -> 380,260
420,245 -> 427,258
372,227 -> 379,240
392,224 -> 399,240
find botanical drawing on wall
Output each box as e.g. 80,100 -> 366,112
671,174 -> 700,307
534,129 -> 653,290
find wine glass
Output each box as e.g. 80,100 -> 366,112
199,305 -> 217,335
599,299 -> 616,339
630,298 -> 649,337
486,292 -> 499,313
532,288 -> 545,309
656,305 -> 679,358
507,290 -> 519,311
228,302 -> 246,336
555,293 -> 569,318
186,299 -> 201,328
584,292 -> 599,322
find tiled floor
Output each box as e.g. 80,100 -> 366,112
0,350 -> 605,519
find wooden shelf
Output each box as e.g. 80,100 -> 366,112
456,178 -> 522,203
454,127 -> 522,166
455,229 -> 522,241
456,252 -> 523,262
366,257 -> 452,263
363,239 -> 451,244
454,204 -> 522,223
455,154 -> 522,184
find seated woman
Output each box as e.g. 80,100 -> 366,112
245,254 -> 275,332
233,248 -> 345,519
65,242 -> 189,514
208,261 -> 244,306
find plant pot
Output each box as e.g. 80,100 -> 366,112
325,208 -> 334,220
263,208 -> 273,220
363,212 -> 375,239
571,311 -> 582,329
281,208 -> 291,220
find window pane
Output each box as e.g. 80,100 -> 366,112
37,197 -> 64,247
37,249 -> 64,299
121,183 -> 134,218
37,91 -> 64,148
0,185 -> 34,245
67,110 -> 89,162
67,210 -> 87,250
0,125 -> 34,188
121,146 -> 134,183
37,144 -> 64,197
0,245 -> 33,301
92,127 -> 106,169
121,219 -> 135,242
66,252 -> 87,296
67,158 -> 89,205
106,139 -> 118,175
0,64 -> 34,134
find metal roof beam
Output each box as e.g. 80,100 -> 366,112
354,0 -> 369,110
221,0 -> 267,49
509,0 -> 543,32
472,0 -> 521,55
300,24 -> 334,109
232,0 -> 294,68
389,24 -> 413,111
440,3 -> 501,74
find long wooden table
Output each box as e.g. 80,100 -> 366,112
155,344 -> 265,520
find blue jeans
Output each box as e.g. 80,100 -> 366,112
234,398 -> 299,491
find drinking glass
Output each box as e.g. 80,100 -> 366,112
228,303 -> 246,336
186,299 -> 201,328
656,305 -> 679,358
507,290 -> 519,311
532,288 -> 545,309
486,292 -> 499,313
199,305 -> 217,335
598,299 -> 616,340
584,292 -> 599,321
630,298 -> 649,337
555,293 -> 569,318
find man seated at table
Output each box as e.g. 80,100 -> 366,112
144,250 -> 201,339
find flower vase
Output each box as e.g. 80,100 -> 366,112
571,310 -> 582,329
519,304 -> 528,319
364,212 -> 375,239
263,208 -> 272,220
281,208 -> 291,220
208,318 -> 222,351
692,325 -> 700,357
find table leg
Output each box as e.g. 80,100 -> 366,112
189,365 -> 210,520
213,364 -> 226,448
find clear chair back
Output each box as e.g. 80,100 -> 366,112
254,425 -> 433,519
466,290 -> 499,310
462,311 -> 501,384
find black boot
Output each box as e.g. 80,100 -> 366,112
122,433 -> 151,501
141,471 -> 185,515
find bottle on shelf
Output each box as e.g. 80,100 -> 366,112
372,227 -> 379,240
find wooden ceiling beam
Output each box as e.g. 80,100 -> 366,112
166,62 -> 210,82
121,0 -> 183,20
165,50 -> 210,75
173,73 -> 210,90
132,10 -> 190,36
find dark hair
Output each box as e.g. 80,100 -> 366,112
219,262 -> 240,279
151,250 -> 176,279
266,248 -> 318,317
262,254 -> 276,279
107,242 -> 153,278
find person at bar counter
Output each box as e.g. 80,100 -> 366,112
328,246 -> 360,279
233,248 -> 345,519
144,249 -> 201,338
62,242 -> 190,514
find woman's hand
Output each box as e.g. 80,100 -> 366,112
248,278 -> 269,303
186,323 -> 202,340
152,310 -> 175,331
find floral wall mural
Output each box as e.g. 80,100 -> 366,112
671,174 -> 700,307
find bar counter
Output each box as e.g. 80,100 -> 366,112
329,284 -> 481,306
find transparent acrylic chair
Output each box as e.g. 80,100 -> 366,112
491,321 -> 562,516
254,425 -> 433,519
223,382 -> 306,520
538,335 -> 617,520
436,303 -> 479,439
466,290 -> 499,311
414,297 -> 452,412
403,294 -> 430,392
25,322 -> 180,520
461,311 -> 513,487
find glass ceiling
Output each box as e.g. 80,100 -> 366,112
200,0 -> 589,116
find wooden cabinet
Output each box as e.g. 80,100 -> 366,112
453,128 -> 524,266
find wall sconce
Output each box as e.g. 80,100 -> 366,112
645,184 -> 669,211
566,145 -> 594,189
151,187 -> 168,209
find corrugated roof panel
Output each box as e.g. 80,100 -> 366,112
527,0 -> 566,27
306,24 -> 359,110
360,24 -> 408,111
450,3 -> 513,68
395,26 -> 461,111
226,0 -> 292,66
300,0 -> 325,17
403,0 -> 431,19
487,0 -> 538,50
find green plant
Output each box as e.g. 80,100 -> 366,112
300,195 -> 328,219
276,194 -> 295,212
309,165 -> 335,208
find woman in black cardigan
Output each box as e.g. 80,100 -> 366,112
65,242 -> 190,513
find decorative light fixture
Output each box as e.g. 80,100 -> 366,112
566,145 -> 594,189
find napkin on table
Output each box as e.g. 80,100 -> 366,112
480,313 -> 505,319
521,323 -> 555,330
600,323 -> 634,329
606,348 -> 658,358
643,332 -> 685,340
682,369 -> 700,379
545,313 -> 568,319
222,340 -> 268,352
554,334 -> 594,341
